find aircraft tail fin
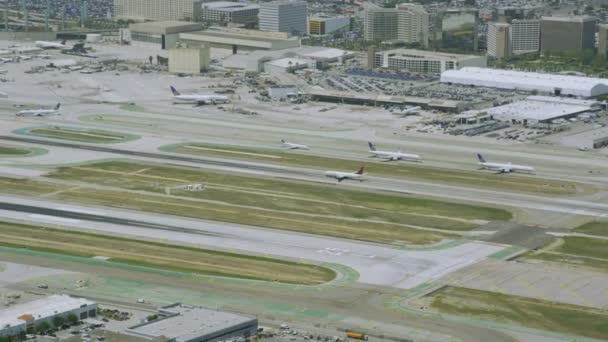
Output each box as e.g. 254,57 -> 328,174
355,166 -> 365,175
170,86 -> 180,96
368,142 -> 376,151
281,139 -> 286,143
61,40 -> 66,45
477,153 -> 486,163
54,103 -> 61,110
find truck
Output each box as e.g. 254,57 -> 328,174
345,331 -> 368,340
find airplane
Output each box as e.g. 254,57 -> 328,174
368,142 -> 420,162
325,166 -> 367,182
393,106 -> 421,117
476,153 -> 535,174
16,103 -> 61,117
281,139 -> 309,150
170,86 -> 229,106
35,40 -> 71,50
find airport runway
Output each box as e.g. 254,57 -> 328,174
2,135 -> 608,219
0,195 -> 504,289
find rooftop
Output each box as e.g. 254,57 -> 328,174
381,48 -> 484,61
127,304 -> 256,342
541,15 -> 597,22
202,1 -> 260,11
0,295 -> 95,329
129,21 -> 203,35
485,96 -> 593,121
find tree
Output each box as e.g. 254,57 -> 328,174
35,321 -> 51,334
52,315 -> 65,328
67,313 -> 78,325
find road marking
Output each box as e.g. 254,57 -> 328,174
29,214 -> 80,223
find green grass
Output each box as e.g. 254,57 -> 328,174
162,142 -> 583,196
573,221 -> 608,236
119,103 -> 146,112
0,220 -> 335,285
429,286 -> 608,340
524,237 -> 608,271
0,145 -> 31,156
29,127 -> 137,143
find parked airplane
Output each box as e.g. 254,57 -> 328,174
477,153 -> 535,173
368,142 -> 420,162
325,166 -> 366,182
35,40 -> 71,50
393,106 -> 421,117
281,139 -> 309,150
16,103 -> 61,117
170,86 -> 229,106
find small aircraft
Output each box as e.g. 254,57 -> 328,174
281,139 -> 309,150
325,166 -> 367,182
368,142 -> 420,162
35,40 -> 71,50
170,86 -> 229,106
392,106 -> 421,117
477,153 -> 535,174
16,103 -> 61,117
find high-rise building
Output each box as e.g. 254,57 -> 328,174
114,0 -> 201,21
441,9 -> 479,52
309,16 -> 350,35
511,19 -> 540,54
540,16 -> 597,53
200,2 -> 259,27
259,0 -> 307,36
598,24 -> 608,56
373,49 -> 487,74
487,22 -> 511,60
364,5 -> 429,47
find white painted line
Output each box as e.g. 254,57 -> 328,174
56,207 -> 106,216
29,214 -> 81,224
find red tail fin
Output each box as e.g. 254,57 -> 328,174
355,166 -> 365,175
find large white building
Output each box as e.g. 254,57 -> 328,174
0,295 -> 97,338
200,2 -> 259,26
484,96 -> 596,124
441,67 -> 608,98
511,19 -> 540,54
259,0 -> 307,36
364,4 -> 429,47
374,49 -> 487,74
114,0 -> 200,21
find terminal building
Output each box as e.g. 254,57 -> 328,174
128,21 -> 203,49
441,67 -> 608,98
482,96 -> 599,124
200,2 -> 260,27
0,295 -> 97,338
373,49 -> 487,74
126,303 -> 257,342
179,27 -> 300,53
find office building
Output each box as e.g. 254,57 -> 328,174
487,22 -> 511,60
259,1 -> 307,36
0,295 -> 97,338
309,16 -> 350,35
441,9 -> 479,52
126,303 -> 258,342
374,49 -> 487,74
128,21 -> 203,49
511,19 -> 540,54
114,0 -> 201,21
598,24 -> 608,56
364,5 -> 429,47
540,16 -> 597,53
200,2 -> 259,27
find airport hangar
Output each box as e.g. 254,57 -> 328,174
178,27 -> 301,54
441,67 -> 608,98
128,20 -> 204,49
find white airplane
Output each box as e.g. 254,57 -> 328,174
393,106 -> 421,116
477,153 -> 535,174
16,103 -> 61,117
170,86 -> 229,106
35,40 -> 71,50
325,166 -> 367,182
281,139 -> 309,150
368,142 -> 420,162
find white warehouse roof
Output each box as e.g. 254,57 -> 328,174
441,67 -> 608,98
0,295 -> 95,329
485,96 -> 594,122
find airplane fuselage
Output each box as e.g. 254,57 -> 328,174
325,171 -> 365,182
16,109 -> 58,116
370,150 -> 420,161
479,162 -> 534,173
173,94 -> 229,105
283,143 -> 309,150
